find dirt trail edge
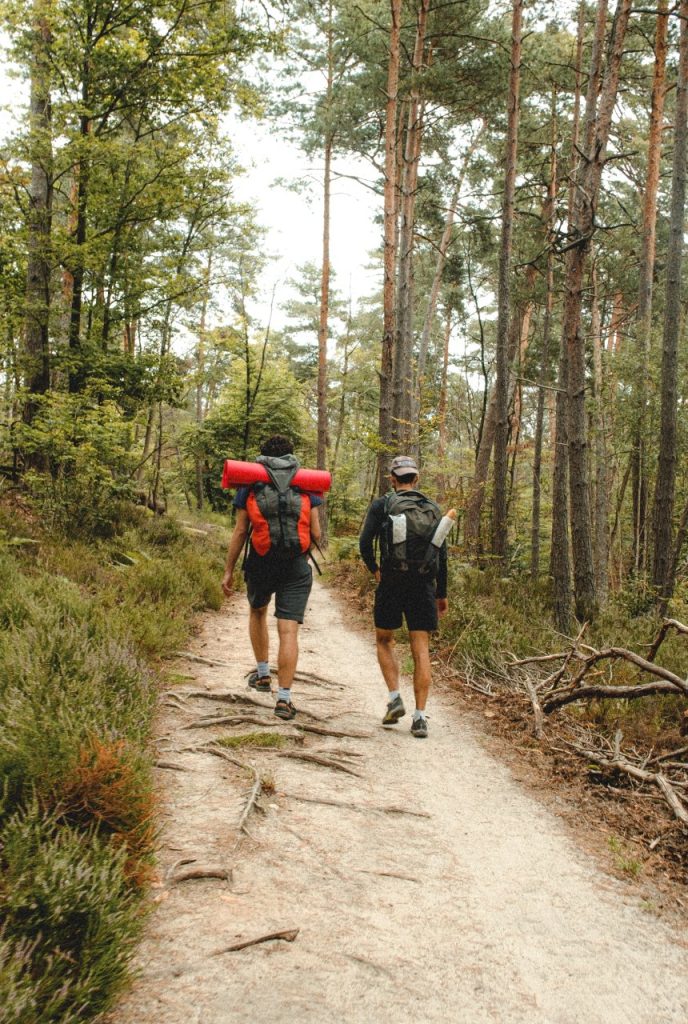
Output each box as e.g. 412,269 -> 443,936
111,578 -> 688,1024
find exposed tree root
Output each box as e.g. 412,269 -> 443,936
167,864 -> 233,886
277,750 -> 362,777
280,792 -> 430,818
168,689 -> 326,722
154,760 -> 188,771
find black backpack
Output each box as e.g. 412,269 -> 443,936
379,490 -> 442,576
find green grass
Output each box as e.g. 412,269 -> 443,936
0,502 -> 225,1023
216,731 -> 289,750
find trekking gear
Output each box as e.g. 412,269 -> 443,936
379,490 -> 443,576
274,698 -> 297,721
247,671 -> 272,693
222,458 -> 331,495
245,455 -> 312,559
411,715 -> 428,738
382,693 -> 406,725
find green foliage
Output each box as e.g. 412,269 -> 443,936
0,802 -> 142,1024
216,732 -> 288,749
0,503 -> 225,1020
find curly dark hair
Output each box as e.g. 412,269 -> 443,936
260,435 -> 294,457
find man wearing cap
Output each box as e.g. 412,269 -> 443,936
358,456 -> 449,738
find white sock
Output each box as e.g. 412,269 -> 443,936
413,709 -> 426,721
278,687 -> 291,703
388,690 -> 400,702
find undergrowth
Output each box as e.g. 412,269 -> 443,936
0,499 -> 226,1023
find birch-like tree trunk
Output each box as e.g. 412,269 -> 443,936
23,0 -> 53,425
652,0 -> 688,605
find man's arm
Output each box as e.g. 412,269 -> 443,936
436,541 -> 448,616
310,505 -> 322,545
359,498 -> 384,576
222,509 -> 250,597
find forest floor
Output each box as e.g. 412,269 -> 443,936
110,577 -> 688,1024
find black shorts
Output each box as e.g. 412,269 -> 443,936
374,572 -> 438,632
245,554 -> 313,623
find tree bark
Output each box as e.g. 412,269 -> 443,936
377,0 -> 401,493
492,0 -> 523,563
435,305 -> 452,503
317,2 -> 334,543
564,0 -> 632,622
531,89 -> 558,580
23,0 -> 53,425
591,261 -> 609,605
652,0 -> 688,604
392,0 -> 430,451
633,1 -> 668,573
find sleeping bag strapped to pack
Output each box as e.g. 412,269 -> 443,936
245,454 -> 311,558
380,490 -> 442,576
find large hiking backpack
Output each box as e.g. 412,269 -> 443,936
379,490 -> 442,576
245,455 -> 311,559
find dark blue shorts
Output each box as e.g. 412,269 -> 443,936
374,572 -> 438,632
245,555 -> 313,623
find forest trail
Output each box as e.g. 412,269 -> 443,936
111,578 -> 688,1024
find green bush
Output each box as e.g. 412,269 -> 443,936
0,803 -> 142,1023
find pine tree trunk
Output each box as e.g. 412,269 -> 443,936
68,48 -> 93,393
317,10 -> 334,542
435,306 -> 452,503
492,0 -> 523,563
392,0 -> 430,451
23,0 -> 53,426
195,255 -> 211,511
591,262 -> 609,605
531,90 -> 558,580
651,0 -> 688,604
632,1 -> 668,573
378,0 -> 401,493
564,0 -> 632,622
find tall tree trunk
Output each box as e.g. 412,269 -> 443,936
564,0 -> 632,622
652,0 -> 688,605
23,0 -> 53,427
492,0 -> 523,563
414,125 -> 484,442
550,4 -> 584,631
591,261 -> 609,605
531,89 -> 558,580
378,0 -> 401,493
392,0 -> 430,451
317,4 -> 335,543
435,305 -> 452,503
632,1 -> 668,573
68,45 -> 93,393
195,254 -> 211,511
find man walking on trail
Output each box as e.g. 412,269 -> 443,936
359,455 -> 449,738
222,435 -> 322,721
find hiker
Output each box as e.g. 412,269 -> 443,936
359,455 -> 449,738
221,435 -> 322,721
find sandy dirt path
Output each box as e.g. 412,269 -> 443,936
111,578 -> 688,1024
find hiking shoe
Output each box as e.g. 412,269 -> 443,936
410,715 -> 428,739
382,694 -> 406,726
247,671 -> 272,693
274,699 -> 297,721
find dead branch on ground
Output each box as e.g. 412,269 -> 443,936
281,792 -> 431,818
211,928 -> 299,956
277,750 -> 362,777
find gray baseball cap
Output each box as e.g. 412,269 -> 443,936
390,455 -> 418,476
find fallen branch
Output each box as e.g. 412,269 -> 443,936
648,744 -> 688,765
211,928 -> 300,956
544,680 -> 682,713
646,618 -> 688,663
174,651 -> 230,667
569,743 -> 688,827
277,750 -> 362,777
566,647 -> 688,696
520,674 -> 545,738
154,760 -> 188,771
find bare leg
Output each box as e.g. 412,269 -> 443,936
409,630 -> 431,711
248,605 -> 269,664
276,618 -> 300,690
375,628 -> 399,693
